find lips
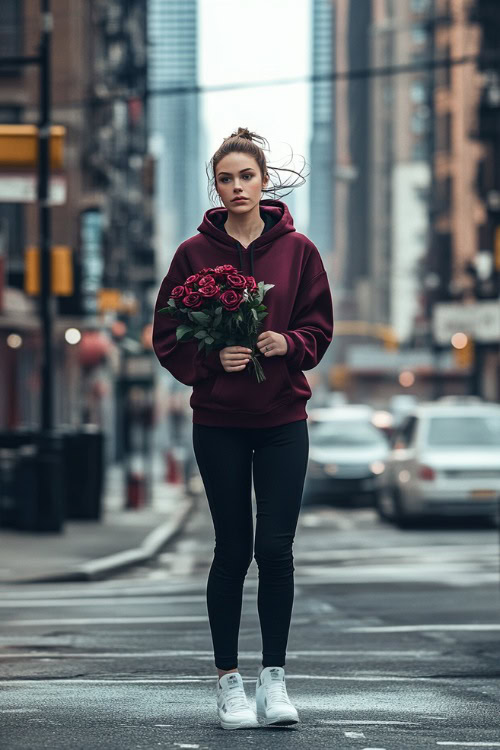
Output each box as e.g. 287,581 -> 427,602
232,197 -> 247,202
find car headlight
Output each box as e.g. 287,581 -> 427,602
370,460 -> 386,475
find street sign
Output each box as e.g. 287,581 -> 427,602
432,300 -> 500,344
0,173 -> 66,204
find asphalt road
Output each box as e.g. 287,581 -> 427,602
1,489 -> 499,749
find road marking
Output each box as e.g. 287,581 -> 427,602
321,720 -> 422,725
0,596 -> 206,608
0,675 -> 453,684
346,625 -> 500,633
345,731 -> 366,738
3,616 -> 498,632
296,544 -> 497,562
0,616 -> 208,626
436,744 -> 500,747
0,649 -> 442,660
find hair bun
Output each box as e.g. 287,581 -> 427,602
230,127 -> 254,141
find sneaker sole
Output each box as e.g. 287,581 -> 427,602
257,713 -> 300,727
219,718 -> 260,730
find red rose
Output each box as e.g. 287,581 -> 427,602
220,289 -> 243,311
221,264 -> 238,274
198,283 -> 220,299
182,292 -> 203,309
226,273 -> 247,289
171,285 -> 187,299
245,276 -> 258,292
198,267 -> 214,276
185,273 -> 201,285
198,274 -> 216,287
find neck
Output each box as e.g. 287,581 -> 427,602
224,203 -> 264,248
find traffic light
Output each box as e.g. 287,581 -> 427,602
0,125 -> 65,169
24,245 -> 73,296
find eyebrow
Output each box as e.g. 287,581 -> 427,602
217,168 -> 255,176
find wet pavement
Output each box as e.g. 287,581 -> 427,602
0,491 -> 499,749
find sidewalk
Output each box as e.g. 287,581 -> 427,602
0,455 -> 198,585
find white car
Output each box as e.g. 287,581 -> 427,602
376,400 -> 500,527
303,406 -> 391,507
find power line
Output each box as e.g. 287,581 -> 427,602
146,52 -> 500,100
1,51 -> 498,110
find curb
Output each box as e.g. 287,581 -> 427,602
5,491 -> 198,585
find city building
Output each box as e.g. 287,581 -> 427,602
147,0 -> 200,273
308,0 -> 334,265
0,0 -> 154,453
369,0 -> 431,343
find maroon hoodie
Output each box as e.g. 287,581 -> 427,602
152,199 -> 334,428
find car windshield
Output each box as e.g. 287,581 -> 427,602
310,420 -> 388,448
426,415 -> 500,447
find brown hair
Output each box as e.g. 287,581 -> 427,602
207,126 -> 308,206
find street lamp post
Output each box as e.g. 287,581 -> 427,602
38,0 -> 54,433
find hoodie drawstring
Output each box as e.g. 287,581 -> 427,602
235,241 -> 255,279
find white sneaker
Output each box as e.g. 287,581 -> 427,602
216,672 -> 259,730
255,666 -> 300,726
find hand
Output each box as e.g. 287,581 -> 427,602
256,331 -> 288,357
219,345 -> 252,373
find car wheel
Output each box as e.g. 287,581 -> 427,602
393,489 -> 418,529
375,487 -> 397,522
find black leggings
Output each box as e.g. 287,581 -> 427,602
192,419 -> 309,671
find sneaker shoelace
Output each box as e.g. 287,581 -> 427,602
266,680 -> 293,705
224,686 -> 250,712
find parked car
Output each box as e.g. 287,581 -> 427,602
376,400 -> 500,527
303,407 -> 391,507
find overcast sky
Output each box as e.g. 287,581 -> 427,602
198,0 -> 312,229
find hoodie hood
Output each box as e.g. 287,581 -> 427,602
197,199 -> 296,278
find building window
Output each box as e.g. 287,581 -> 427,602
411,0 -> 431,13
410,79 -> 427,104
411,23 -> 427,45
435,176 -> 452,214
0,0 -> 23,73
436,45 -> 451,89
436,112 -> 452,152
411,105 -> 430,135
411,140 -> 427,161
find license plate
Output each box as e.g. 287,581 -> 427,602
470,489 -> 497,499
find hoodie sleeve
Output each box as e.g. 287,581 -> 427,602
281,269 -> 334,372
152,267 -> 225,387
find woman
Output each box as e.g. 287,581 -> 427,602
152,127 -> 334,730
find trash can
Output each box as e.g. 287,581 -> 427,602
0,430 -> 65,532
62,425 -> 105,520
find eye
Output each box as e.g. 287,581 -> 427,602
243,174 -> 253,180
219,176 -> 231,183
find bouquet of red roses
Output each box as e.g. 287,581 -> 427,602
157,264 -> 274,383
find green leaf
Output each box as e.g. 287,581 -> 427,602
176,325 -> 194,341
197,340 -> 205,351
251,309 -> 258,320
205,336 -> 214,344
191,310 -> 211,324
194,330 -> 207,339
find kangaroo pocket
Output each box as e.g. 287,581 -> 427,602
201,356 -> 294,415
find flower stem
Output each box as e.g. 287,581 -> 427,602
248,352 -> 266,382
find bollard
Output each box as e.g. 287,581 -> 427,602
126,469 -> 146,509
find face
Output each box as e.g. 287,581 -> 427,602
215,152 -> 269,215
